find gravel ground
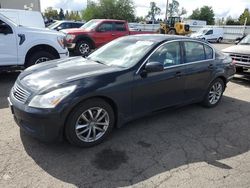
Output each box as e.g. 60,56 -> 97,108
1,44 -> 250,188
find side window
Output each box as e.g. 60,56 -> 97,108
115,22 -> 126,31
184,41 -> 205,63
97,22 -> 113,32
148,42 -> 181,67
206,30 -> 213,35
204,45 -> 213,59
0,20 -> 12,34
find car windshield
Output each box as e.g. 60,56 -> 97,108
87,37 -> 156,68
80,20 -> 100,30
48,21 -> 61,29
239,35 -> 250,45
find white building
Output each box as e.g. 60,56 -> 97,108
0,0 -> 41,11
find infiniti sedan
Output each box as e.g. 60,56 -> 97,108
8,35 -> 235,147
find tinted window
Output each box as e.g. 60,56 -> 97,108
98,22 -> 113,32
206,30 -> 213,35
204,45 -> 213,59
71,23 -> 83,28
59,22 -> 71,29
184,41 -> 205,63
115,22 -> 126,31
148,42 -> 181,67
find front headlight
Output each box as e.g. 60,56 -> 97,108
57,36 -> 66,49
65,34 -> 76,42
28,85 -> 76,108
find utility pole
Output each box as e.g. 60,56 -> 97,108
165,0 -> 169,21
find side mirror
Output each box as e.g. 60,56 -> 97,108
145,61 -> 164,73
0,23 -> 13,35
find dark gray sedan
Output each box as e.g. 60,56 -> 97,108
9,35 -> 235,147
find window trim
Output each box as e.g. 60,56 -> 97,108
136,39 -> 215,75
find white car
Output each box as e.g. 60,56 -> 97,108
0,13 -> 69,70
191,27 -> 224,43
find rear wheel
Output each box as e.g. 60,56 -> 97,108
65,98 -> 115,147
25,51 -> 56,68
202,78 -> 225,108
217,37 -> 223,43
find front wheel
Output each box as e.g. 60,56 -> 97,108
25,51 -> 56,68
75,40 -> 91,56
65,98 -> 115,147
202,78 -> 225,108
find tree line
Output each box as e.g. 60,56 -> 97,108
43,0 -> 250,26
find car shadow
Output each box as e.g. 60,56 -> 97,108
231,72 -> 250,88
0,72 -> 20,109
20,96 -> 250,187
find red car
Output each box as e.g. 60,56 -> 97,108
62,19 -> 154,56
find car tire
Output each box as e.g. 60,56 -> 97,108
217,37 -> 223,43
25,51 -> 56,68
168,29 -> 176,35
202,78 -> 225,108
65,98 -> 115,147
75,40 -> 91,56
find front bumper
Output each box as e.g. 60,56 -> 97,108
235,62 -> 250,69
59,51 -> 70,59
8,97 -> 64,142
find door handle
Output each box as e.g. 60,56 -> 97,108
111,33 -> 116,36
208,64 -> 214,69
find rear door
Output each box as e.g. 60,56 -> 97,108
94,21 -> 117,47
113,22 -> 129,39
0,17 -> 17,66
182,41 -> 215,101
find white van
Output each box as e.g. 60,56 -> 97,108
191,27 -> 224,43
0,9 -> 45,28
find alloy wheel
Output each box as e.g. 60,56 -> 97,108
208,82 -> 223,105
75,107 -> 109,143
79,43 -> 90,55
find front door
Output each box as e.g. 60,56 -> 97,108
133,41 -> 186,115
94,22 -> 117,48
0,18 -> 17,66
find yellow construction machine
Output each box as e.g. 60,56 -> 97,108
158,17 -> 191,35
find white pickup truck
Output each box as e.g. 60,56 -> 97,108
0,13 -> 69,70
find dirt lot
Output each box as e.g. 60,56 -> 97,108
1,44 -> 250,188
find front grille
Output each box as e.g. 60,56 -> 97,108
12,83 -> 30,104
229,53 -> 250,63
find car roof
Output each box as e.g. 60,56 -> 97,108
126,34 -> 193,43
91,19 -> 126,22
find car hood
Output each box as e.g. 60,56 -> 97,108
222,45 -> 250,55
19,57 -> 121,91
19,26 -> 65,37
61,28 -> 89,34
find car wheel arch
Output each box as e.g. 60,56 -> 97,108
75,35 -> 95,49
25,44 -> 60,66
63,96 -> 119,133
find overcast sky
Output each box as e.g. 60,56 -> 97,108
40,0 -> 250,19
